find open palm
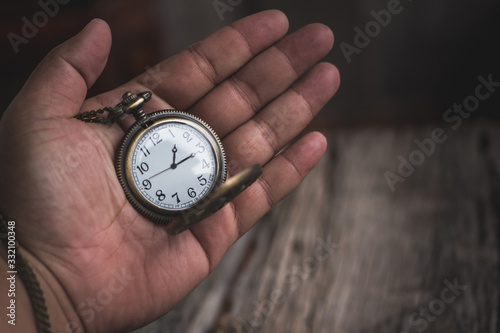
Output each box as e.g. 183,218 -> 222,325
0,11 -> 339,333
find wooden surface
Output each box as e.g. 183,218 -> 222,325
133,121 -> 499,333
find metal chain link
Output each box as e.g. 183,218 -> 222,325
0,214 -> 52,333
74,91 -> 152,124
74,106 -> 115,124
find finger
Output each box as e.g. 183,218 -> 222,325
223,62 -> 339,174
235,132 -> 327,232
188,23 -> 335,137
190,132 -> 327,268
127,10 -> 289,111
6,19 -> 112,121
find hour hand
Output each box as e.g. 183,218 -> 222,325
172,145 -> 177,164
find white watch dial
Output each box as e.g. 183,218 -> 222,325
130,121 -> 217,210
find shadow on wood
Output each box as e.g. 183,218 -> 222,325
134,121 -> 499,333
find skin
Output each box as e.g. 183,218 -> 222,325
0,10 -> 339,333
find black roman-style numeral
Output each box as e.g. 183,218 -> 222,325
140,147 -> 150,157
156,190 -> 166,201
136,162 -> 149,175
148,133 -> 163,146
195,142 -> 205,153
183,131 -> 193,143
197,175 -> 207,186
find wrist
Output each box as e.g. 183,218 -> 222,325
0,252 -> 37,332
25,249 -> 85,333
0,240 -> 84,333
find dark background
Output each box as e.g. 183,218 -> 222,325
1,0 -> 499,129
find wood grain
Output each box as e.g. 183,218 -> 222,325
134,121 -> 499,333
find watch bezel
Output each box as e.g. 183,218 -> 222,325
115,110 -> 227,224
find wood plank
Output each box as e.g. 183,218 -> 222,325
134,121 -> 499,333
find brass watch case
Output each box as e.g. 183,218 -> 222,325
115,110 -> 227,224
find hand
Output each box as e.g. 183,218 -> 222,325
0,10 -> 339,333
172,144 -> 177,165
171,152 -> 195,169
149,152 -> 195,179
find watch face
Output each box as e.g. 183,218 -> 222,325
117,111 -> 226,221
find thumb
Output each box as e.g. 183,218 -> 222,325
7,19 -> 112,120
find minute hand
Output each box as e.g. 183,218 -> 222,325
148,153 -> 196,180
175,153 -> 195,166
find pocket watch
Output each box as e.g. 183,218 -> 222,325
76,91 -> 262,234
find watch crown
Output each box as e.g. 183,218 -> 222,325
122,91 -> 138,106
117,91 -> 153,124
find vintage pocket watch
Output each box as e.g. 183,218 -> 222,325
76,91 -> 261,234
